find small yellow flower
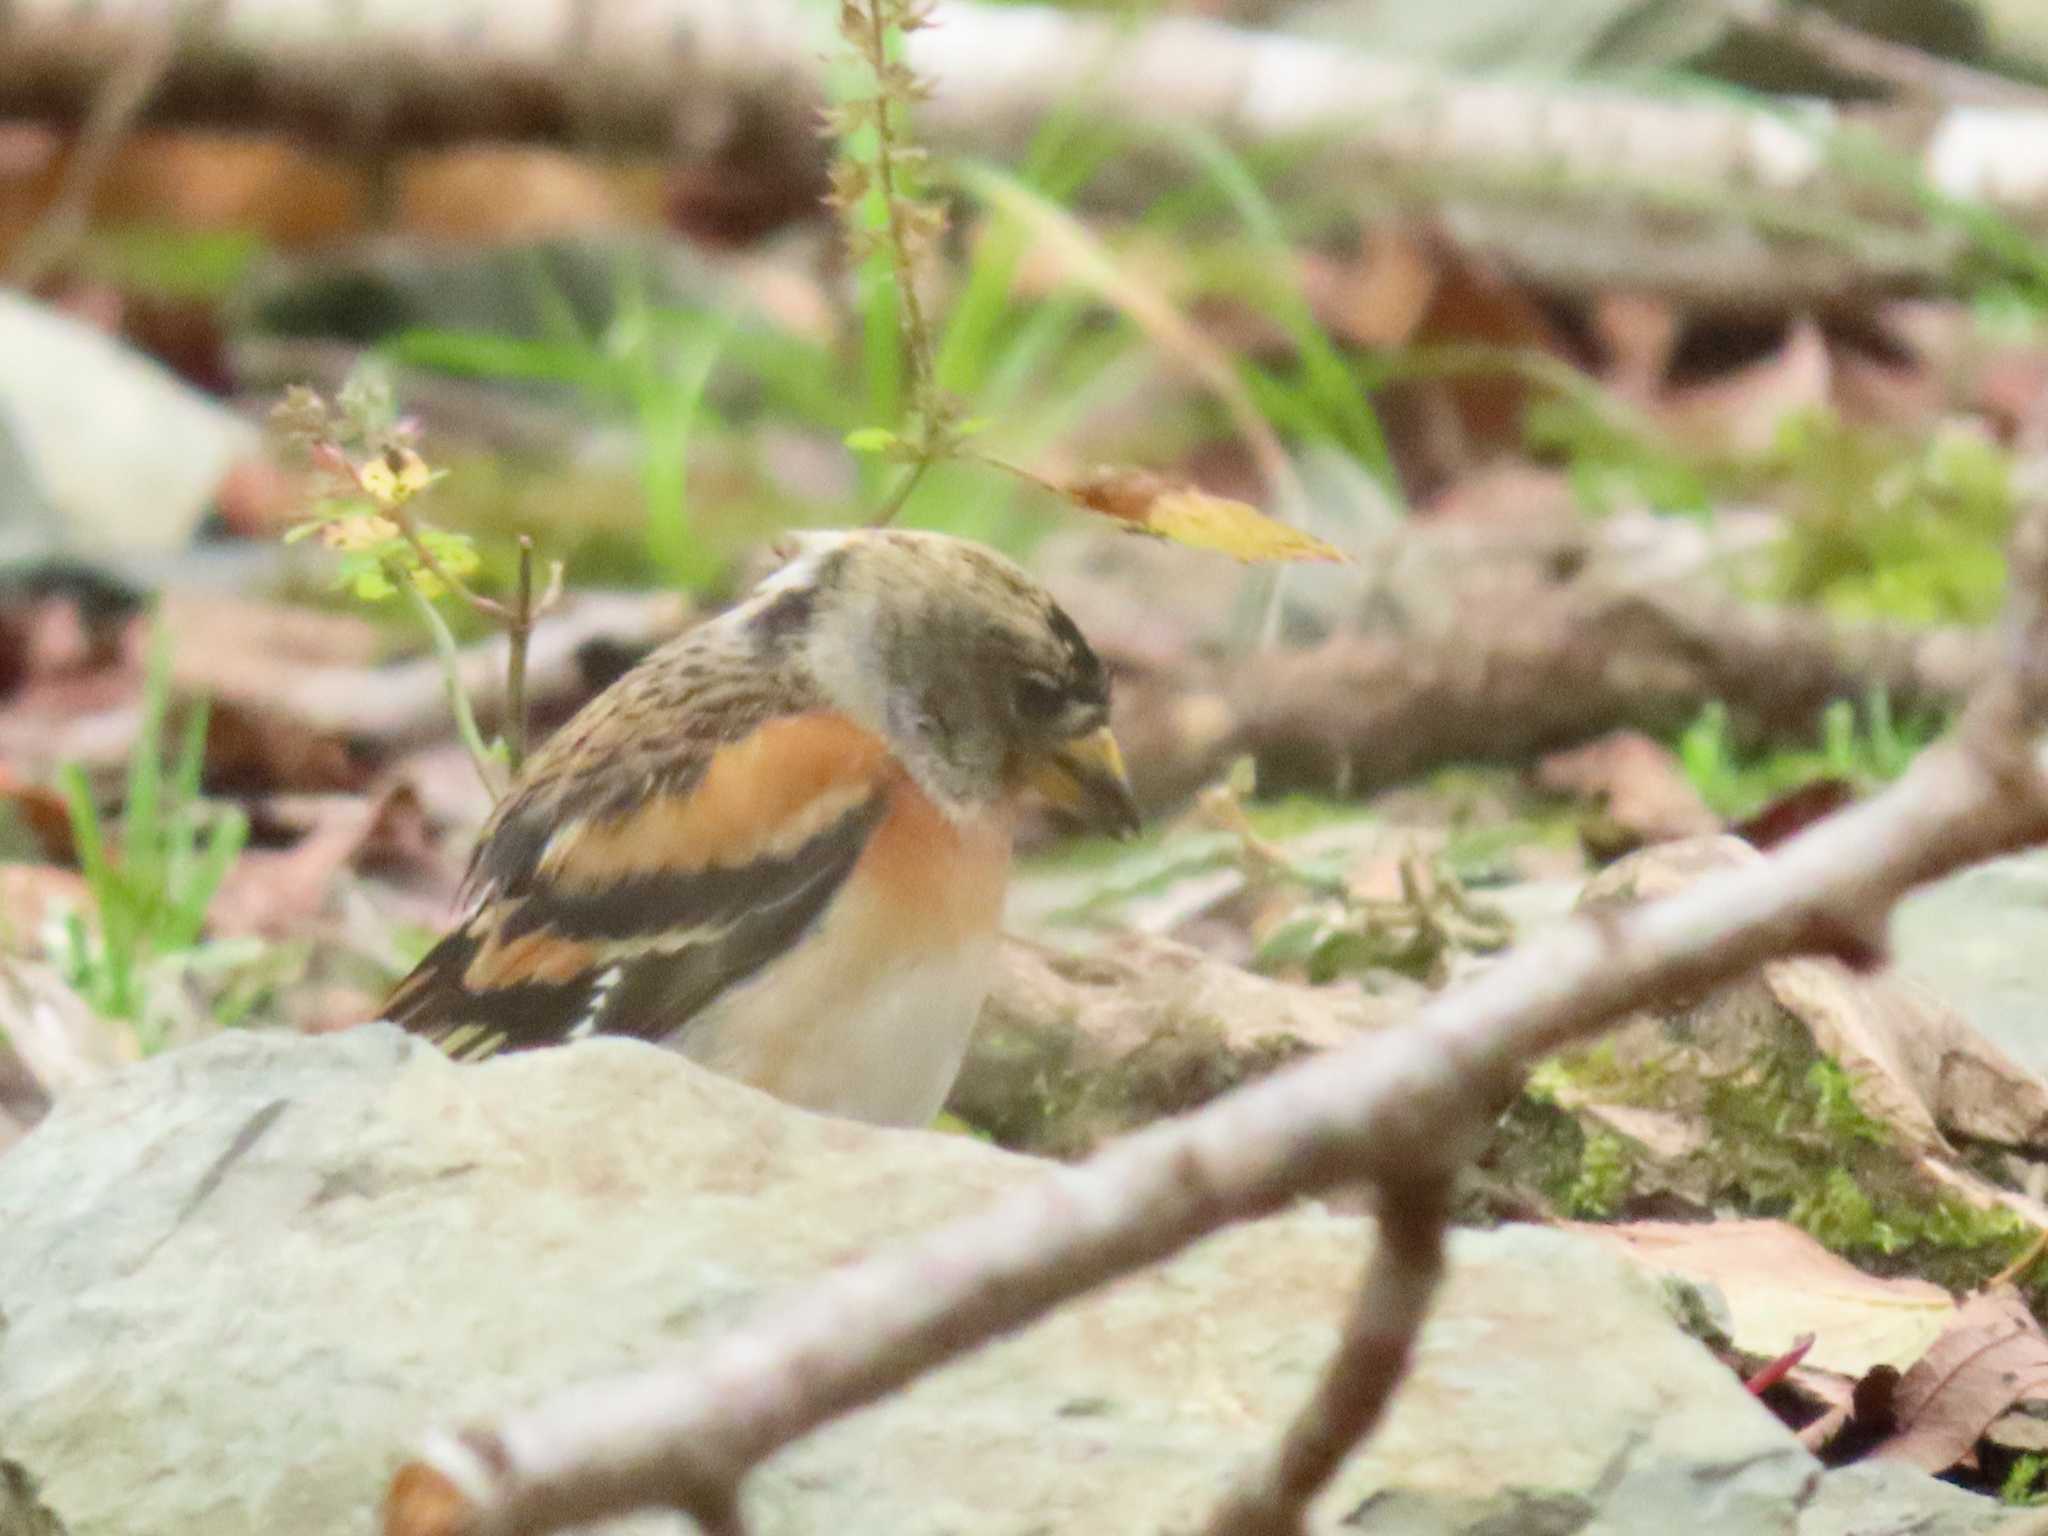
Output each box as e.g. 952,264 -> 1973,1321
390,447 -> 435,496
357,457 -> 399,504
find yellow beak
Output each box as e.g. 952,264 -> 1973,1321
1022,725 -> 1140,838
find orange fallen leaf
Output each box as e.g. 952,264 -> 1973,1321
382,1459 -> 472,1536
1062,468 -> 1345,565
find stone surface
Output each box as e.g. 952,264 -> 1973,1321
0,293 -> 254,562
1796,1462 -> 2010,1536
1893,848 -> 2048,1086
0,1026 -> 1928,1536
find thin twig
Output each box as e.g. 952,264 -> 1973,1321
1990,1227 -> 2048,1290
1721,0 -> 2048,114
7,22 -> 173,288
387,502 -> 508,624
502,537 -> 537,775
389,504 -> 2048,1536
1203,1178 -> 1451,1536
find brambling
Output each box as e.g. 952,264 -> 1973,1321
382,528 -> 1138,1126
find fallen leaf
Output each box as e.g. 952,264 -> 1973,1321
1874,1288 -> 2048,1473
1062,468 -> 1345,564
1655,314 -> 1833,459
1301,225 -> 1440,350
1591,292 -> 1682,404
1988,1411 -> 2048,1455
0,960 -> 133,1099
1573,1219 -> 1956,1381
1801,1364 -> 1901,1458
202,696 -> 367,796
1536,730 -> 1719,854
1733,778 -> 1858,849
1423,463 -> 1581,530
210,784 -> 425,939
1768,958 -> 2048,1154
1765,957 -> 1951,1155
0,764 -> 77,862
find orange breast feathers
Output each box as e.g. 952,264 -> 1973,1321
855,761 -> 1014,952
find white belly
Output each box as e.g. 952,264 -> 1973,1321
679,929 -> 996,1127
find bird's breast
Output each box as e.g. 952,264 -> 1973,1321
677,774 -> 1012,1126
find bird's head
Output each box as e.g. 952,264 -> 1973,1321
744,528 -> 1139,836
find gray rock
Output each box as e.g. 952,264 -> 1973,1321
1797,1461 -> 2008,1536
0,293 -> 253,564
1892,848 -> 2048,1085
0,1026 -> 1891,1535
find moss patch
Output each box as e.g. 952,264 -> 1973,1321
1519,1003 -> 2033,1290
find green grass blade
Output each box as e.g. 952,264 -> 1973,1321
1146,121 -> 1397,493
385,329 -> 621,396
638,313 -> 729,592
123,623 -> 175,913
164,806 -> 247,953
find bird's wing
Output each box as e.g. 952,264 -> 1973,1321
383,710 -> 895,1060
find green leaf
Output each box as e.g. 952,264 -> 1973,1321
844,426 -> 900,454
351,566 -> 397,602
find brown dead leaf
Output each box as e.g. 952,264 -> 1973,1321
1733,778 -> 1858,850
1767,958 -> 2048,1153
1874,1288 -> 2048,1473
164,592 -> 384,689
1655,314 -> 1833,459
1573,1219 -> 1956,1382
1302,226 -> 1440,350
202,697 -> 366,796
399,147 -> 662,242
0,764 -> 76,862
1409,247 -> 1569,454
1062,468 -> 1345,564
1591,293 -> 1681,404
210,784 -> 424,940
1536,730 -> 1719,855
1422,463 -> 1581,531
383,1459 -> 473,1536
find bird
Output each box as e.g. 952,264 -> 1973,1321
381,527 -> 1138,1127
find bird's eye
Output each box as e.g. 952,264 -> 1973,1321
1013,675 -> 1067,725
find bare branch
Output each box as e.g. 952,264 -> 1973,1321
384,492 -> 2048,1536
1202,1178 -> 1452,1536
5,18 -> 171,288
15,0 -> 2048,302
1719,0 -> 2048,113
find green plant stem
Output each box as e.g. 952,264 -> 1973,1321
403,579 -> 505,801
861,0 -> 938,421
390,501 -> 507,623
870,457 -> 933,528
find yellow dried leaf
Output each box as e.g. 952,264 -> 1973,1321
1063,468 -> 1346,564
